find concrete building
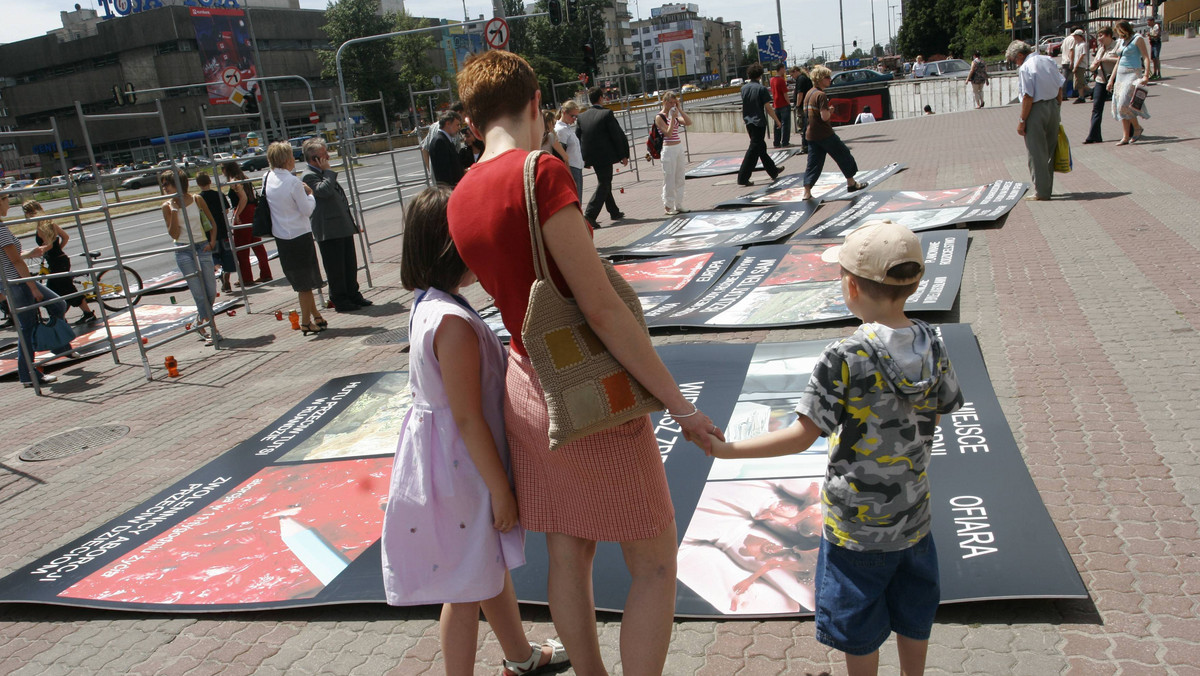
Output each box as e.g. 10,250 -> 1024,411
0,1 -> 335,178
630,3 -> 742,91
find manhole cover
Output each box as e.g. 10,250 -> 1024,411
20,425 -> 130,462
362,328 -> 409,346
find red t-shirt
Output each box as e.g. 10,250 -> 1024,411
770,75 -> 789,109
448,149 -> 583,356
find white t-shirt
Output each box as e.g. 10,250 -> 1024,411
264,168 -> 315,240
854,112 -> 877,124
554,119 -> 584,169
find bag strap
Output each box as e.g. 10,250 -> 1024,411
523,150 -> 555,288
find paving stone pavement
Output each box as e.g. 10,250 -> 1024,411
3,40 -> 1200,675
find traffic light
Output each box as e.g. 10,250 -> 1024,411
113,84 -> 124,106
582,42 -> 596,77
244,84 -> 259,115
566,0 -> 578,22
548,0 -> 562,25
124,82 -> 137,105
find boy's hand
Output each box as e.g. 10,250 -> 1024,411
705,433 -> 731,458
491,489 -> 519,533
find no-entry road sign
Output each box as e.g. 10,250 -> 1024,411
485,17 -> 510,50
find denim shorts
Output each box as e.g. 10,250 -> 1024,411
814,534 -> 940,656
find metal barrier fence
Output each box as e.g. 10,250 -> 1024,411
886,73 -> 1021,118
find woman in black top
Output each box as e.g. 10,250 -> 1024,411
221,162 -> 274,286
24,201 -> 96,324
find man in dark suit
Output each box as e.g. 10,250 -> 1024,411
429,110 -> 465,187
301,138 -> 372,312
577,87 -> 629,226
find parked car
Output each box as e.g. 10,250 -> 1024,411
827,68 -> 895,89
7,179 -> 35,190
120,173 -> 160,190
240,154 -> 270,171
212,152 -> 234,163
49,176 -> 67,187
729,78 -> 745,86
681,83 -> 700,93
32,178 -> 53,188
921,59 -> 972,78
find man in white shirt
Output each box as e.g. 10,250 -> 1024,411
1147,18 -> 1162,79
1006,40 -> 1064,201
1066,29 -> 1089,103
854,106 -> 877,124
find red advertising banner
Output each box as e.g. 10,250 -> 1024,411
190,7 -> 257,106
657,29 -> 694,43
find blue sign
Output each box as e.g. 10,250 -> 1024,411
98,0 -> 239,19
32,140 -> 77,155
756,33 -> 787,62
700,73 -> 720,83
839,58 -> 861,68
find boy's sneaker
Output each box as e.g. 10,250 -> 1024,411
22,374 -> 58,388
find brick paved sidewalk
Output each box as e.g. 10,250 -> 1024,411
2,38 -> 1200,675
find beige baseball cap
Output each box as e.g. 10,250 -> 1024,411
820,220 -> 925,285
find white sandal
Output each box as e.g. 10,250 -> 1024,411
500,639 -> 569,676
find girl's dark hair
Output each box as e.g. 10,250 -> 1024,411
400,186 -> 468,292
222,161 -> 246,182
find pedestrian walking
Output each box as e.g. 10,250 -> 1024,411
770,63 -> 792,148
1,191 -> 67,387
656,91 -> 692,215
1147,17 -> 1162,79
790,66 -> 813,154
384,185 -> 570,676
577,86 -> 629,226
1108,20 -> 1151,145
429,110 -> 467,187
301,138 -> 371,313
967,52 -> 990,108
554,101 -> 585,203
736,63 -> 783,187
800,66 -> 868,200
1006,40 -> 1064,201
1084,27 -> 1119,144
193,172 -> 236,293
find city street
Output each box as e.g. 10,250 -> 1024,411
2,37 -> 1200,675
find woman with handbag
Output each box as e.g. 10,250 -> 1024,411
221,161 -> 274,286
448,50 -> 723,676
0,191 -> 68,387
1107,20 -> 1151,145
263,142 -> 326,335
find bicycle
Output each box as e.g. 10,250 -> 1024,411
39,251 -> 145,313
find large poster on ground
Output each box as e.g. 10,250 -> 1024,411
645,230 -> 967,328
793,181 -> 1029,240
191,7 -> 258,106
0,326 -> 1086,615
685,149 -> 794,179
717,163 -> 906,207
603,204 -> 816,258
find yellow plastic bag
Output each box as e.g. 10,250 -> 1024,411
1053,124 -> 1072,173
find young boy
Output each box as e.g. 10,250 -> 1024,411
707,220 -> 963,676
194,172 -> 235,292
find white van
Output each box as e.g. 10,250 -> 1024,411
730,77 -> 745,86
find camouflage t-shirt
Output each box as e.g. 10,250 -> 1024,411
797,320 -> 963,552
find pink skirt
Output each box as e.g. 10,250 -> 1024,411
505,351 -> 675,541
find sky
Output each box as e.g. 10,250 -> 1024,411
2,0 -> 897,65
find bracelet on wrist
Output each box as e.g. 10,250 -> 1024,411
669,403 -> 700,419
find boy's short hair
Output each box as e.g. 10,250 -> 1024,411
808,65 -> 832,81
195,171 -> 212,187
588,86 -> 605,104
458,51 -> 538,134
399,186 -> 467,292
824,220 -> 924,302
746,63 -> 764,80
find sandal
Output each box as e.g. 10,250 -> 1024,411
501,639 -> 569,676
847,181 -> 869,193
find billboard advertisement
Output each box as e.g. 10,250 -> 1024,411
191,7 -> 258,106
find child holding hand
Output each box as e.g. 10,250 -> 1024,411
707,220 -> 963,676
381,187 -> 568,676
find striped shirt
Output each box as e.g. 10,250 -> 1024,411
0,222 -> 22,282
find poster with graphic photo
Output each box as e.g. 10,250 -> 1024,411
717,163 -> 906,207
606,205 -> 816,258
653,230 -> 967,329
793,181 -> 1029,240
191,7 -> 257,106
685,149 -> 794,178
0,328 -> 1085,616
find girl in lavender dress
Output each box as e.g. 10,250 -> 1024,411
381,187 -> 568,676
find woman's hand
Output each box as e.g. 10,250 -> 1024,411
672,408 -> 724,454
302,182 -> 313,197
491,489 -> 519,533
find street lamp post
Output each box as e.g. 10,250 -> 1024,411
839,0 -> 846,60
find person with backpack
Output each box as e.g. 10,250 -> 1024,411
656,91 -> 692,215
967,52 -> 990,109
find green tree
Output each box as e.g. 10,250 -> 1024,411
950,0 -> 1010,58
318,0 -> 439,132
500,0 -> 610,103
896,0 -> 953,58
